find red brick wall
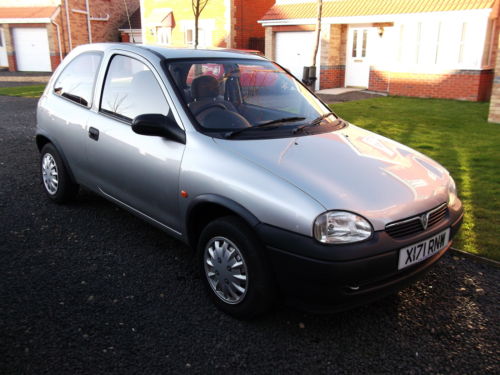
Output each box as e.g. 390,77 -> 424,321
7,55 -> 16,72
368,69 -> 494,102
233,0 -> 274,50
50,55 -> 62,71
478,69 -> 494,101
59,0 -> 139,53
369,69 -> 387,92
320,65 -> 345,89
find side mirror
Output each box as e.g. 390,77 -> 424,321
132,114 -> 186,144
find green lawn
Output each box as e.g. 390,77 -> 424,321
331,97 -> 499,260
0,84 -> 46,98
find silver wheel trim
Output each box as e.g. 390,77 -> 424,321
204,236 -> 249,305
42,153 -> 59,195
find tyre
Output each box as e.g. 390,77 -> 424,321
40,143 -> 78,203
197,216 -> 275,318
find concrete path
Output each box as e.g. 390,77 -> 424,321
315,87 -> 364,95
0,71 -> 51,88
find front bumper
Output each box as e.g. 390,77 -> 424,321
255,205 -> 464,312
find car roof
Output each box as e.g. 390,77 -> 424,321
77,43 -> 267,61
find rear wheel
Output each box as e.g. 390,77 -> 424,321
40,143 -> 78,203
197,216 -> 274,318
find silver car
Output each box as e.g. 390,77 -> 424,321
36,43 -> 464,318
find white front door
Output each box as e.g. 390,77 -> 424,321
0,28 -> 8,67
275,31 -> 315,81
12,27 -> 52,72
345,26 -> 371,88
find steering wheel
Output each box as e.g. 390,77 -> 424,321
193,103 -> 227,116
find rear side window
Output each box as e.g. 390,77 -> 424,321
100,55 -> 170,121
54,52 -> 102,107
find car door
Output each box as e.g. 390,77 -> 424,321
42,51 -> 102,182
86,53 -> 185,234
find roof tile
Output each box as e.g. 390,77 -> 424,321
261,0 -> 495,21
0,6 -> 58,19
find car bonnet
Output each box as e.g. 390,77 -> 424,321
213,124 -> 451,231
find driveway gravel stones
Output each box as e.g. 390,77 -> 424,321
0,96 -> 499,374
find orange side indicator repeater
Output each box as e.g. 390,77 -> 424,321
180,190 -> 189,198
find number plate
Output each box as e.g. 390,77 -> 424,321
398,228 -> 450,270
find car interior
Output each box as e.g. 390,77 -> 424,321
168,61 -> 302,130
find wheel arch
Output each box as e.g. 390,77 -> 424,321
36,131 -> 77,184
185,194 -> 260,249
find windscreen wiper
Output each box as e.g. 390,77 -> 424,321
225,116 -> 305,138
292,112 -> 336,134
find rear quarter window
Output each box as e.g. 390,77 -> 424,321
53,52 -> 102,107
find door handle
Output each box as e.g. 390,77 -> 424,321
88,127 -> 99,141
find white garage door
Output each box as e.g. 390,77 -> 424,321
13,28 -> 52,72
275,31 -> 315,81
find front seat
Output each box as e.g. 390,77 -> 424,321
188,75 -> 237,115
188,75 -> 250,130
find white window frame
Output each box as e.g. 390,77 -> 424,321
180,19 -> 215,48
415,22 -> 422,64
434,22 -> 442,64
156,27 -> 172,45
384,12 -> 489,72
458,22 -> 468,64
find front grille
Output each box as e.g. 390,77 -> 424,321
385,203 -> 448,239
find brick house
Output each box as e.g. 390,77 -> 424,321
140,0 -> 274,51
260,0 -> 500,101
0,0 -> 139,72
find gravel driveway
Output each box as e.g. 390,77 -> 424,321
0,96 -> 498,374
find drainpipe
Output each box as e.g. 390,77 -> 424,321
85,0 -> 92,43
65,0 -> 72,50
51,15 -> 63,63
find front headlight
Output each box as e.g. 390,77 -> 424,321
448,176 -> 458,206
313,211 -> 372,244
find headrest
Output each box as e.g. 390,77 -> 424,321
191,75 -> 219,100
130,70 -> 155,91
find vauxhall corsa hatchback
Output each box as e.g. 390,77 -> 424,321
36,44 -> 463,317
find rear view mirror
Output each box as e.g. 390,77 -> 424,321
132,114 -> 186,144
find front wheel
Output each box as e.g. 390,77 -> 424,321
197,216 -> 275,318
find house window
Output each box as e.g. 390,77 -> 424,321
458,22 -> 468,64
156,27 -> 171,45
397,25 -> 404,63
434,22 -> 441,64
185,28 -> 208,47
394,18 -> 483,69
361,30 -> 367,57
180,19 -> 214,48
185,28 -> 194,45
352,30 -> 358,57
415,22 -> 422,64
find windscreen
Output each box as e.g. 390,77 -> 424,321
167,59 -> 340,138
